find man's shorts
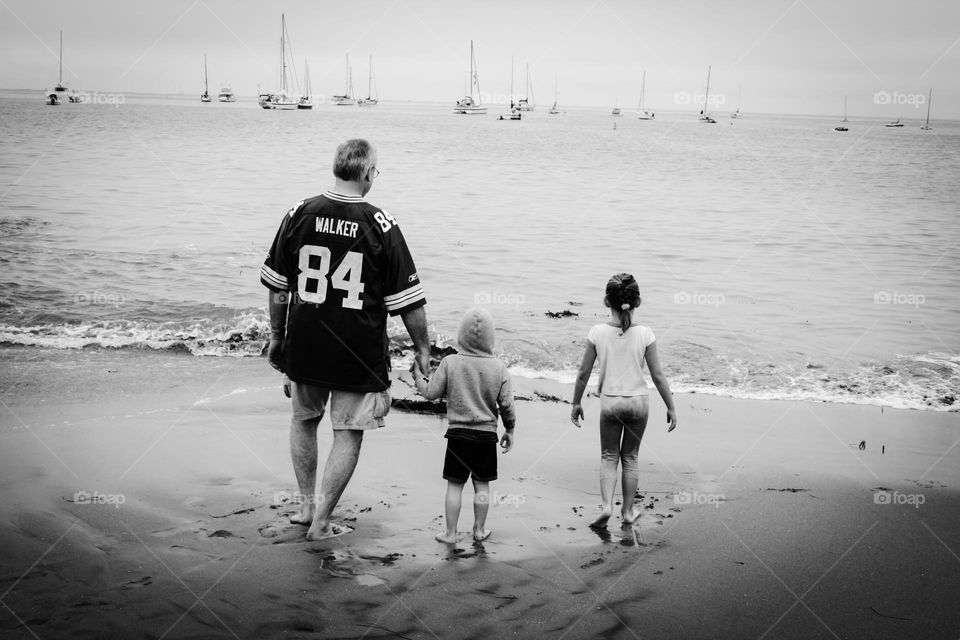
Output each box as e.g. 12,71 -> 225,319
442,436 -> 497,483
289,381 -> 390,430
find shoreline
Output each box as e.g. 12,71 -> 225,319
1,345 -> 958,638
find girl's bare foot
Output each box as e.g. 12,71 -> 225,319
473,529 -> 492,542
435,531 -> 459,544
589,507 -> 613,529
622,507 -> 638,525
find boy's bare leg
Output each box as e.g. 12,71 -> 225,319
290,417 -> 320,524
437,480 -> 464,543
306,430 -> 364,540
472,479 -> 492,541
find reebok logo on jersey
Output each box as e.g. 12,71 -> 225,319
408,273 -> 419,282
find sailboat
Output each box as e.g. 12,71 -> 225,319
517,63 -> 534,111
833,96 -> 848,131
637,70 -> 654,120
357,55 -> 378,106
884,118 -> 904,128
730,85 -> 742,119
333,54 -> 354,106
454,40 -> 487,114
46,31 -> 73,105
257,14 -> 297,110
611,103 -> 622,117
921,89 -> 932,130
218,86 -> 236,102
298,59 -> 313,109
549,75 -> 560,114
699,66 -> 717,123
201,53 -> 212,102
499,56 -> 522,121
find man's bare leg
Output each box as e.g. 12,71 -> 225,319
306,429 -> 364,540
290,417 -> 320,524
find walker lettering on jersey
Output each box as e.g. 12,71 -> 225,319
315,216 -> 359,239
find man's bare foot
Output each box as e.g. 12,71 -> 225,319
305,522 -> 352,541
435,531 -> 459,544
473,529 -> 492,542
589,508 -> 612,529
622,507 -> 638,525
290,505 -> 314,525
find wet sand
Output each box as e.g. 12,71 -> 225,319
1,346 -> 958,639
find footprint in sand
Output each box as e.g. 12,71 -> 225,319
119,576 -> 152,590
207,529 -> 240,539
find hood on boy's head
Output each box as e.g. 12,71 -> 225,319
457,306 -> 495,356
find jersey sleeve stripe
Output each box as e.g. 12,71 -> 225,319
260,264 -> 288,290
384,283 -> 423,305
384,285 -> 425,311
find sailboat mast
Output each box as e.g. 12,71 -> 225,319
59,31 -> 63,84
640,70 -> 646,108
470,40 -> 479,103
204,53 -> 208,94
304,58 -> 310,97
525,63 -> 529,102
925,88 -> 932,126
703,65 -> 711,114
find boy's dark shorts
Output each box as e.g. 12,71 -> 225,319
443,433 -> 497,483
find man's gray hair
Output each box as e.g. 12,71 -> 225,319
333,139 -> 376,181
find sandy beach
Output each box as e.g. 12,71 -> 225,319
1,345 -> 958,639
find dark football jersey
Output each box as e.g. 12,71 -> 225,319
260,191 -> 425,391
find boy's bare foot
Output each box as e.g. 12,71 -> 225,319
622,507 -> 638,525
473,529 -> 492,542
435,531 -> 459,544
290,505 -> 314,525
589,508 -> 612,529
305,522 -> 352,541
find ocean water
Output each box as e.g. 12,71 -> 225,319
1,91 -> 958,410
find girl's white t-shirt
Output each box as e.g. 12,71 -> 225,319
587,323 -> 656,396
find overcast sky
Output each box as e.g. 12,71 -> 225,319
2,0 -> 957,117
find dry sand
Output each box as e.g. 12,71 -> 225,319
1,345 -> 958,639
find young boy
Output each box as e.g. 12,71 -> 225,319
414,307 -> 516,543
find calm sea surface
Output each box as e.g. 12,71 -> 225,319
1,91 -> 958,410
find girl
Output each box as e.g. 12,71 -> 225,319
571,273 -> 677,528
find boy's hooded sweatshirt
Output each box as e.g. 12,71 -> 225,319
416,307 -> 516,434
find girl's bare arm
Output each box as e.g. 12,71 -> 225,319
645,342 -> 677,431
570,342 -> 597,427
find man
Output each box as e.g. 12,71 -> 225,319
261,139 -> 431,540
